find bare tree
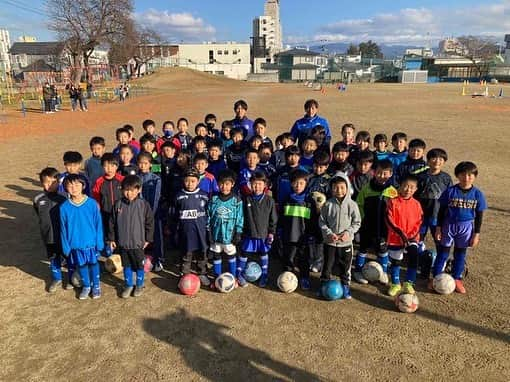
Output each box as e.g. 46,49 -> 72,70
47,0 -> 133,82
457,36 -> 498,60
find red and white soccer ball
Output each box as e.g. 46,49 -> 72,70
395,293 -> 419,313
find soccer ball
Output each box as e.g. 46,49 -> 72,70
144,255 -> 153,273
433,273 -> 456,295
214,272 -> 237,293
244,262 -> 262,282
277,271 -> 298,293
320,280 -> 343,301
178,274 -> 201,296
362,261 -> 384,283
395,293 -> 419,313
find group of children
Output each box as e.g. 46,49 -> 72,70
33,98 -> 487,300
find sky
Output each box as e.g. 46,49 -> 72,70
1,0 -> 509,46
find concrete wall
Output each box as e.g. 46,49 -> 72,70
247,72 -> 279,82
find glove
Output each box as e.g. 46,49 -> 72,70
232,233 -> 242,246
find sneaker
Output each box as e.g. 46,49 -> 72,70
258,275 -> 268,288
64,282 -> 75,290
379,272 -> 389,285
121,286 -> 134,299
79,287 -> 91,300
153,261 -> 164,272
402,281 -> 415,295
92,288 -> 101,299
48,280 -> 62,293
133,286 -> 143,297
300,278 -> 311,291
199,275 -> 211,287
311,266 -> 320,273
353,271 -> 368,285
387,283 -> 402,297
237,274 -> 249,287
342,284 -> 352,300
455,279 -> 466,294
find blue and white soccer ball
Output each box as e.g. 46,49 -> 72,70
244,262 -> 262,282
215,272 -> 237,293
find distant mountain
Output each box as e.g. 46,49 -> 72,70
308,43 -> 423,58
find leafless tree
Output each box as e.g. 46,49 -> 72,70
457,36 -> 498,79
47,0 -> 133,82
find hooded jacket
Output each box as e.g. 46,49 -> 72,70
319,174 -> 361,247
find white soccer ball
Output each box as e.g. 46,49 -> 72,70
395,293 -> 419,313
362,261 -> 384,283
433,273 -> 456,295
214,272 -> 236,293
277,271 -> 298,293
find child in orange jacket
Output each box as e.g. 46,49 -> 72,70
385,175 -> 423,296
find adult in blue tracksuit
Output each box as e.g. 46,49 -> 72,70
290,99 -> 331,147
231,99 -> 254,139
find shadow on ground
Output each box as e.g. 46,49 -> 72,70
143,308 -> 325,382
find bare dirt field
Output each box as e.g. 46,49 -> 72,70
1,68 -> 509,381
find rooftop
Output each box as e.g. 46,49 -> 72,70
10,42 -> 65,56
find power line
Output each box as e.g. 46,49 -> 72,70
0,0 -> 46,17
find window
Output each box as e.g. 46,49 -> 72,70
233,49 -> 238,55
217,50 -> 222,55
224,50 -> 229,55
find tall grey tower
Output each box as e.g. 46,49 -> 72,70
252,0 -> 283,73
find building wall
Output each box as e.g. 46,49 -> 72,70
291,69 -> 316,81
0,29 -> 11,76
176,43 -> 250,66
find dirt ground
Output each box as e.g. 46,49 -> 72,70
1,68 -> 509,381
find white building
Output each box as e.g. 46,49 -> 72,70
252,0 -> 284,73
0,29 -> 11,79
139,42 -> 251,80
439,38 -> 468,56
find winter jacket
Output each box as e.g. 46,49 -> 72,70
280,192 -> 318,244
108,197 -> 154,249
394,157 -> 427,184
319,173 -> 361,247
92,174 -> 124,214
139,172 -> 161,212
33,191 -> 67,245
84,156 -> 104,188
243,194 -> 277,239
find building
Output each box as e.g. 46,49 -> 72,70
405,48 -> 433,57
18,35 -> 37,42
252,0 -> 283,73
438,38 -> 468,56
270,48 -> 327,81
504,35 -> 510,64
137,42 -> 251,80
0,29 -> 11,80
422,57 -> 489,82
10,41 -> 66,75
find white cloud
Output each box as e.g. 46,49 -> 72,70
134,9 -> 216,42
309,2 -> 510,45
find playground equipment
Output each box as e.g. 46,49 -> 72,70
461,80 -> 504,98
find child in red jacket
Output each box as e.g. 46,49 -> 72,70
385,175 -> 423,296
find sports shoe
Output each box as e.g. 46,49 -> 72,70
310,266 -> 320,273
153,261 -> 164,272
133,286 -> 143,297
379,272 -> 389,285
258,275 -> 268,288
48,280 -> 62,293
353,271 -> 368,285
342,284 -> 352,300
300,278 -> 311,291
79,287 -> 91,300
64,282 -> 75,290
387,283 -> 402,297
402,281 -> 415,295
237,274 -> 249,287
92,288 -> 101,299
121,286 -> 134,299
199,275 -> 211,287
455,279 -> 466,294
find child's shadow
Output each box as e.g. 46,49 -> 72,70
143,308 -> 325,381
